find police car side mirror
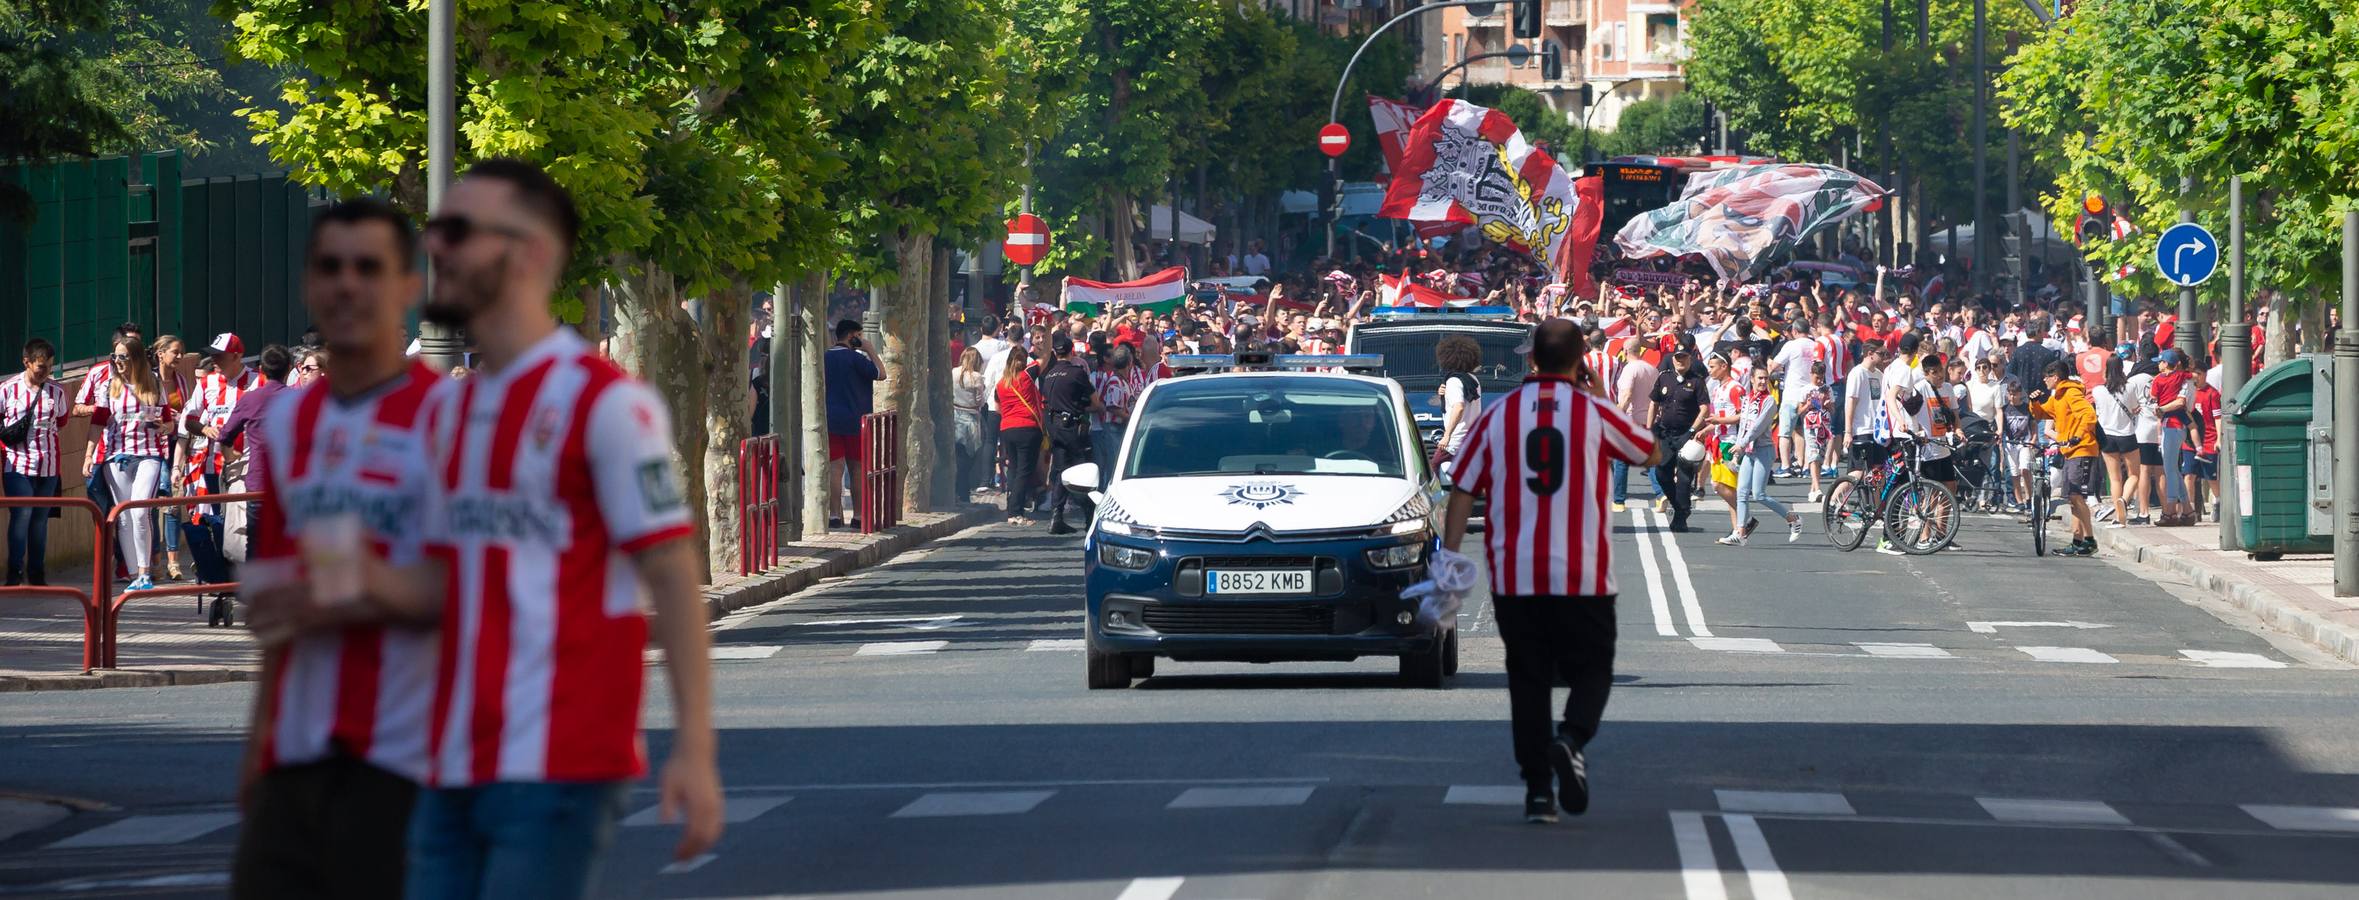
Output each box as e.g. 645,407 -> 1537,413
1061,462 -> 1101,495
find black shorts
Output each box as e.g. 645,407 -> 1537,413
2186,453 -> 2218,480
232,755 -> 417,900
1919,455 -> 1957,484
2099,433 -> 2138,455
2136,442 -> 2163,465
2060,456 -> 2101,497
1848,438 -> 1888,471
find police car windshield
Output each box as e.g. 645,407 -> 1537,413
1357,329 -> 1526,391
1125,378 -> 1406,479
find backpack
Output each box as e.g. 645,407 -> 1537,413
1444,372 -> 1481,408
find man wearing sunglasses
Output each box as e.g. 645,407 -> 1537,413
402,158 -> 720,898
233,199 -> 443,900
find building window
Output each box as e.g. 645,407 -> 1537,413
1610,22 -> 1627,61
1646,13 -> 1678,60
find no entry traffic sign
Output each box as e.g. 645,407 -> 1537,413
1004,213 -> 1049,267
1318,123 -> 1351,158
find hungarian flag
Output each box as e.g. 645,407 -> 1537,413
1377,99 -> 1581,281
1063,267 -> 1188,314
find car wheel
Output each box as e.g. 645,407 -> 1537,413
1086,646 -> 1131,690
1441,629 -> 1459,677
1399,643 -> 1446,689
1128,654 -> 1155,679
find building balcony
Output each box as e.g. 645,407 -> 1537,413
1545,0 -> 1583,27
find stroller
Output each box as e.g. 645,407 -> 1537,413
1949,411 -> 2005,511
180,511 -> 240,627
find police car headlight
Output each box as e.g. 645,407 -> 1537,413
1365,542 -> 1426,569
1386,519 -> 1430,536
1098,542 -> 1155,571
1097,519 -> 1134,537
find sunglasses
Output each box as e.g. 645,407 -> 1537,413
422,214 -> 532,247
310,254 -> 391,277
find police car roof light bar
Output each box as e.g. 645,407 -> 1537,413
1369,305 -> 1517,318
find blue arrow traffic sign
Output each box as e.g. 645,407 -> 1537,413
2153,222 -> 2220,287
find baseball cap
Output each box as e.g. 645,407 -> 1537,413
1051,332 -> 1075,356
2157,348 -> 2185,365
209,333 -> 244,356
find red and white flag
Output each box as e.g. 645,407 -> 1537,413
1378,99 -> 1581,280
1367,95 -> 1424,176
1401,283 -> 1479,309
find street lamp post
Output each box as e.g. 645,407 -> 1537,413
1323,0 -> 1512,259
1579,79 -> 1644,166
419,0 -> 464,371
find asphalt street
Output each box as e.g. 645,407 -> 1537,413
3,483 -> 2358,899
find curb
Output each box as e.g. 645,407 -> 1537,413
2102,530 -> 2359,666
0,505 -> 1002,694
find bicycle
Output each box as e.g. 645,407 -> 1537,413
2008,436 -> 2062,557
1824,436 -> 1959,555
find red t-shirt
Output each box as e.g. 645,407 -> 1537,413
2074,348 -> 2111,389
995,372 -> 1043,431
2152,370 -> 2194,429
2191,385 -> 2222,454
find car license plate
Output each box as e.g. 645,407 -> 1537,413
1206,569 -> 1312,595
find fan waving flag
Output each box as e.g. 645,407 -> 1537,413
1367,95 -> 1425,175
1614,163 -> 1887,281
1400,283 -> 1478,309
1378,99 -> 1580,281
1063,267 -> 1189,314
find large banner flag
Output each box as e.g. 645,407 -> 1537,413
1367,95 -> 1424,175
1613,163 -> 1887,280
1377,99 -> 1580,281
1564,174 -> 1605,300
1064,267 -> 1189,314
1399,283 -> 1478,309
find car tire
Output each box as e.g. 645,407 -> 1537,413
1399,642 -> 1447,689
1087,646 -> 1131,690
1128,654 -> 1155,679
1440,629 -> 1459,677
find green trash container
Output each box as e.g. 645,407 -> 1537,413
2230,357 -> 2332,559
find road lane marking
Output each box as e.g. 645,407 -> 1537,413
2241,805 -> 2359,832
17,871 -> 231,892
1668,811 -> 1730,900
1854,642 -> 1955,659
1723,814 -> 1794,900
1116,877 -> 1185,900
1688,637 -> 1783,653
812,614 -> 965,630
46,812 -> 237,849
1027,639 -> 1086,651
1646,509 -> 1714,637
1715,790 -> 1855,816
1968,620 -> 2111,633
1976,798 -> 2128,825
2016,646 -> 2119,664
855,640 -> 949,656
2180,650 -> 2286,668
1167,786 -> 1315,809
891,790 -> 1056,818
659,853 -> 718,874
707,645 -> 781,660
1442,785 -> 1527,806
624,795 -> 788,827
1631,510 -> 1679,636
682,776 -> 1328,793
2139,831 -> 2215,867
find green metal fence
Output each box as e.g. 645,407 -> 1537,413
2,152 -> 323,365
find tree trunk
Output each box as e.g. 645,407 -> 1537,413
929,244 -> 957,509
884,230 -> 937,516
701,279 -> 753,579
768,280 -> 803,544
796,272 -> 831,536
607,262 -> 713,581
1105,187 -> 1138,281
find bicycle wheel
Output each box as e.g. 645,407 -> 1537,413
2028,472 -> 2051,557
1883,479 -> 1958,555
1823,474 -> 1872,551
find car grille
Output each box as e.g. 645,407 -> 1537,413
1141,605 -> 1337,635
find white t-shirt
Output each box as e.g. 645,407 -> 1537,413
1769,339 -> 1817,401
977,337 -> 1013,412
1439,376 -> 1478,454
2090,384 -> 2137,437
1843,362 -> 1884,437
2126,372 -> 2161,443
1242,253 -> 1271,276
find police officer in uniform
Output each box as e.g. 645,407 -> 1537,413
1038,332 -> 1101,534
1649,348 -> 1707,532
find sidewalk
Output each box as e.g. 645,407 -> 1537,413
0,504 -> 1001,692
2101,523 -> 2359,665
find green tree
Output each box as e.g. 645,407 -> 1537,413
2000,0 -> 2359,361
1,0 -> 232,217
1608,94 -> 1709,157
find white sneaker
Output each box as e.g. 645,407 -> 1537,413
1807,489 -> 1824,504
1716,532 -> 1748,546
2095,502 -> 2116,523
1787,518 -> 1804,542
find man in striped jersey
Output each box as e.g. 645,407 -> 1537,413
1441,319 -> 1662,825
2,339 -> 66,586
407,159 -> 721,897
234,199 -> 441,899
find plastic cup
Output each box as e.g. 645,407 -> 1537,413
300,514 -> 366,607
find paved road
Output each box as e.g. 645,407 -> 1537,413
3,489 -> 2358,898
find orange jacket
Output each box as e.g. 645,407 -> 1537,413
2031,379 -> 2100,458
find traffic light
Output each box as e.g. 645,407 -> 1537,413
1540,41 -> 1563,81
2074,193 -> 2115,244
1513,0 -> 1542,39
1321,178 -> 1343,223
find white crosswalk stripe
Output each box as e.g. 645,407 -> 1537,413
1976,798 -> 2128,825
45,813 -> 237,849
2241,805 -> 2359,832
855,640 -> 949,656
1688,637 -> 1784,653
891,790 -> 1056,818
623,795 -> 789,826
2015,646 -> 2119,664
1853,642 -> 1956,659
1167,786 -> 1316,809
1714,790 -> 1855,816
2180,650 -> 2287,668
1026,639 -> 1086,651
1442,785 -> 1528,806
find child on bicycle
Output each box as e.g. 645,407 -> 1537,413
2030,360 -> 2101,556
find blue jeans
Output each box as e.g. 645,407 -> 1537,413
1736,445 -> 1793,528
1091,425 -> 1119,487
3,472 -> 58,584
1611,460 -> 1629,503
405,782 -> 630,900
2159,425 -> 2189,504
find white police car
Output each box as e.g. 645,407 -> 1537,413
1058,352 -> 1455,689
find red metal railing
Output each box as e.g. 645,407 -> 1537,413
0,496 -> 108,672
737,435 -> 781,575
858,411 -> 902,534
102,491 -> 261,668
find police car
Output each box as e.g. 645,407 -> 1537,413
1059,351 -> 1455,690
1344,306 -> 1531,451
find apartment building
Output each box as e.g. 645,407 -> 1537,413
1418,0 -> 1688,138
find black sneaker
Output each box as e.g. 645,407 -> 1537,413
1048,520 -> 1076,535
1523,790 -> 1559,824
1549,736 -> 1589,815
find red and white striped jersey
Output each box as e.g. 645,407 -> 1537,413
188,367 -> 264,459
72,361 -> 114,409
250,361 -> 446,780
0,374 -> 67,477
1450,376 -> 1655,598
1584,348 -> 1622,399
93,381 -> 176,460
421,329 -> 694,787
1811,334 -> 1850,384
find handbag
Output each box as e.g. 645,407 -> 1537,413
0,407 -> 30,448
